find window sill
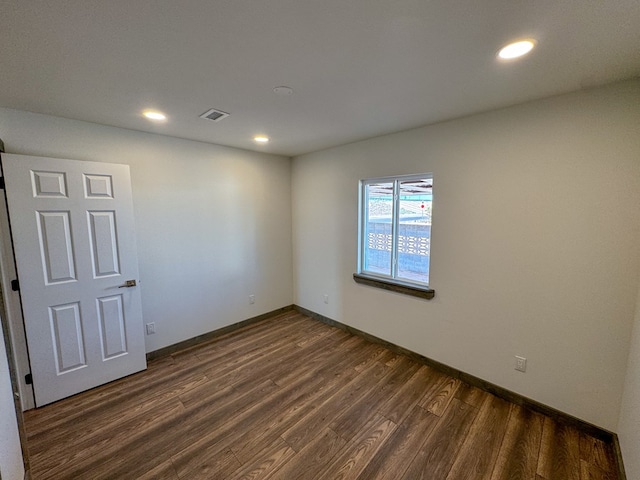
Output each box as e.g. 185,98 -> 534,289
352,273 -> 435,300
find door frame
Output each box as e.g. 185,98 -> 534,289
0,141 -> 31,476
0,168 -> 34,411
0,147 -> 35,410
0,279 -> 30,477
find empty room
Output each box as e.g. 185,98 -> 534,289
1,1 -> 640,479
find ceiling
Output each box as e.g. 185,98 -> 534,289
1,1 -> 639,157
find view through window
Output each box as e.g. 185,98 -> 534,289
360,174 -> 432,286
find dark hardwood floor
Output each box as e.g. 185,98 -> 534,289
24,311 -> 619,479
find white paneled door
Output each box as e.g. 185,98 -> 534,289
2,154 -> 146,406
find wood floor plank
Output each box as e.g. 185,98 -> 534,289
25,354 -> 181,432
172,377 -> 309,474
230,343 -> 374,464
421,376 -> 462,416
198,325 -> 347,395
172,361 -> 350,477
490,404 -> 545,480
355,405 -> 439,480
23,313 -> 621,480
226,437 -> 296,480
271,333 -> 369,387
579,432 -> 616,473
267,428 -> 347,480
190,313 -> 313,364
329,355 -> 420,441
446,394 -> 511,479
400,398 -> 478,480
353,344 -> 389,372
172,315 -> 310,373
175,449 -> 241,480
199,335 -> 301,380
536,417 -> 581,480
413,369 -> 456,411
31,399 -> 186,480
179,334 -> 330,409
281,361 -> 389,451
71,379 -> 278,480
455,381 -> 490,408
207,311 -> 304,348
580,459 -> 617,480
226,328 -> 354,397
27,371 -> 209,459
181,330 -> 307,400
136,460 -> 181,480
182,313 -> 294,357
316,414 -> 397,480
228,373 -> 333,464
377,365 -> 438,424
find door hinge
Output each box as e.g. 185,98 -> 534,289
0,177 -> 4,189
25,373 -> 32,385
11,279 -> 19,291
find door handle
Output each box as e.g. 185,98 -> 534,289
118,280 -> 137,288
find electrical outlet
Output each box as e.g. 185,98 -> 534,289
249,294 -> 255,304
323,294 -> 329,304
146,322 -> 156,335
515,355 -> 527,372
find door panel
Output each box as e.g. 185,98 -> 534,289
37,210 -> 77,284
31,170 -> 67,197
2,153 -> 146,406
97,294 -> 127,359
88,211 -> 120,277
49,302 -> 86,373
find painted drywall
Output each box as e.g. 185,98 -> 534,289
0,108 -> 293,363
0,316 -> 24,480
618,279 -> 640,478
292,79 -> 640,431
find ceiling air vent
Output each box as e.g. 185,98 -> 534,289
199,108 -> 230,122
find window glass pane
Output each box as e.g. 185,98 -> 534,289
397,178 -> 432,284
363,182 -> 393,277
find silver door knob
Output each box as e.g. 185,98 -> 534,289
118,280 -> 137,288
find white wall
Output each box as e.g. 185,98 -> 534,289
0,318 -> 24,480
292,79 -> 640,432
0,108 -> 293,354
619,280 -> 640,479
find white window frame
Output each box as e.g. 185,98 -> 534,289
357,173 -> 434,295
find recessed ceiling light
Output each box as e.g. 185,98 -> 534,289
498,39 -> 536,60
254,135 -> 270,143
273,86 -> 294,96
142,110 -> 167,121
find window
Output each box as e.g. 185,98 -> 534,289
355,173 -> 434,299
